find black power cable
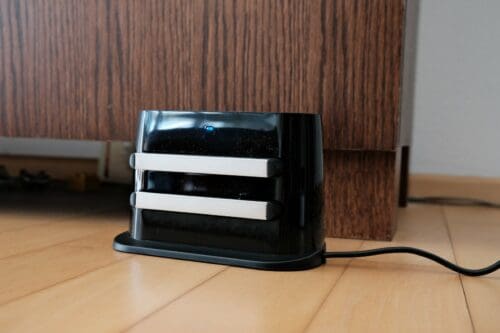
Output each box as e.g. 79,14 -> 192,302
324,195 -> 500,276
408,196 -> 500,209
324,247 -> 500,277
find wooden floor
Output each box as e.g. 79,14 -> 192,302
0,176 -> 499,333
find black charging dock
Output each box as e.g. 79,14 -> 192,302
114,111 -> 325,270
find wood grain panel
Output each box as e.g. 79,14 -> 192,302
324,149 -> 400,240
0,0 -> 406,150
321,0 -> 405,149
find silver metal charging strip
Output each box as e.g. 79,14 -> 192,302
132,192 -> 277,220
130,153 -> 280,178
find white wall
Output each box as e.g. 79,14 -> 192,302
411,0 -> 500,177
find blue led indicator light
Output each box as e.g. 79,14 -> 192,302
204,125 -> 215,132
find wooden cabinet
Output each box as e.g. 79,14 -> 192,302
0,0 -> 414,240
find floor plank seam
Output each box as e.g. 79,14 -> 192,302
441,206 -> 477,333
0,254 -> 132,308
301,241 -> 365,333
300,263 -> 351,333
0,220 -> 55,234
120,266 -> 230,333
0,224 -> 126,260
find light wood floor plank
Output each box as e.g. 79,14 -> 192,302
0,256 -> 225,333
0,204 -> 129,232
0,210 -> 127,259
444,206 -> 500,332
124,239 -> 362,333
0,226 -> 129,305
127,267 -> 339,333
358,204 -> 455,268
444,206 -> 500,279
461,277 -> 500,333
0,204 -> 118,233
0,211 -> 58,233
305,261 -> 474,333
0,176 -> 498,332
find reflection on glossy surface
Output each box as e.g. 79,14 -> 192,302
141,111 -> 281,158
145,171 -> 281,201
125,110 -> 324,269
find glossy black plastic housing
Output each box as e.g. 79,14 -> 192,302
114,110 -> 325,270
